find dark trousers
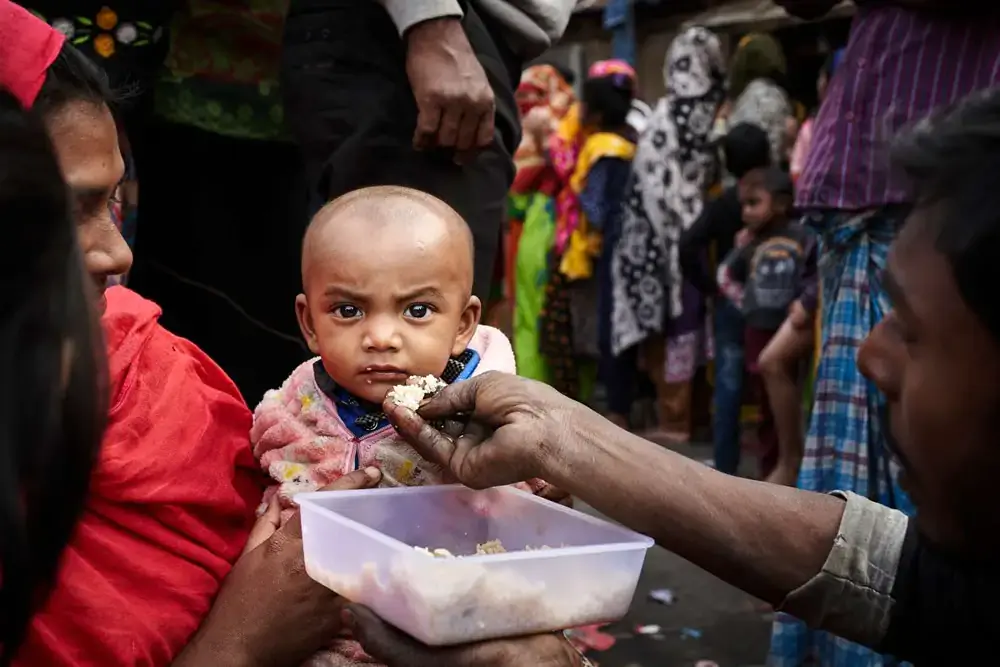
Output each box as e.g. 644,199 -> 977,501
281,0 -> 522,299
128,123 -> 310,407
713,300 -> 745,475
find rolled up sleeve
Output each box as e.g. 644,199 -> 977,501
376,0 -> 463,36
777,491 -> 909,649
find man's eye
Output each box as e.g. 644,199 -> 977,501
333,305 -> 362,319
405,304 -> 431,319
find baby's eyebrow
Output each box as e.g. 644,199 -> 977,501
397,286 -> 446,302
323,286 -> 367,301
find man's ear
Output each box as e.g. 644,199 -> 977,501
295,294 -> 321,355
451,295 -> 482,356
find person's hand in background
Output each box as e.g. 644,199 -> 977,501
345,604 -> 584,667
173,468 -> 382,667
406,18 -> 495,163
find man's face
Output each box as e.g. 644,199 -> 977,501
858,211 -> 1000,555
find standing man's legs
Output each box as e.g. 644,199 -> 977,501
281,0 -> 521,300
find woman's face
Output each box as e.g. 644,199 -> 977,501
44,100 -> 132,314
858,212 -> 1000,555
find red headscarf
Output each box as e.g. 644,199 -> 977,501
0,0 -> 65,107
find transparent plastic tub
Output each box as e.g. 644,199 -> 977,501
298,484 -> 654,646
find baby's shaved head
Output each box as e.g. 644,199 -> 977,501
302,186 -> 475,292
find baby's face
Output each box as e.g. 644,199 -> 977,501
297,215 -> 479,405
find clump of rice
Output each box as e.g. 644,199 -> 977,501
387,375 -> 447,411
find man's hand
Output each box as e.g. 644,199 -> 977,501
384,372 -> 589,490
172,468 -> 381,667
406,18 -> 495,162
346,604 -> 583,667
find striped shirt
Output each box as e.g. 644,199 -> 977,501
797,6 -> 1000,211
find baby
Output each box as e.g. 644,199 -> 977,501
251,186 -> 549,665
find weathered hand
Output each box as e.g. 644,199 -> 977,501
406,18 -> 495,162
383,372 -> 585,489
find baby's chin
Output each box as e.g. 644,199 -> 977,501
340,379 -> 394,407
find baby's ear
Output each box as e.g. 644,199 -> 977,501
295,294 -> 321,355
451,295 -> 482,356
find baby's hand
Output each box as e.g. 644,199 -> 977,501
734,228 -> 753,248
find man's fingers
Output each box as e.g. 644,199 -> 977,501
474,109 -> 495,149
413,104 -> 442,150
345,604 -> 434,667
454,109 -> 481,153
437,107 -> 463,148
415,375 -> 481,420
383,401 -> 458,470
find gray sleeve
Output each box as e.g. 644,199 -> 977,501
776,491 -> 909,649
375,0 -> 463,36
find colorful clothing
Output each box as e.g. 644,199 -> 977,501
611,27 -> 726,357
540,132 -> 635,399
769,207 -> 914,667
511,193 -> 557,382
509,65 -> 575,381
796,6 -> 1000,211
507,65 -> 575,313
155,0 -> 289,140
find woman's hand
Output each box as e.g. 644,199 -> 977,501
172,468 -> 382,667
383,372 -> 586,489
345,604 -> 584,667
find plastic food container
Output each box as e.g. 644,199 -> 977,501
298,484 -> 654,646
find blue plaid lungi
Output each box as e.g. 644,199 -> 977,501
768,207 -> 915,667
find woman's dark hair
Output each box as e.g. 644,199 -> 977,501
723,122 -> 771,178
0,88 -> 105,662
33,42 -> 117,118
891,87 -> 1000,342
582,76 -> 634,129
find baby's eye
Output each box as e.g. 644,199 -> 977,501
405,304 -> 431,319
333,304 -> 362,319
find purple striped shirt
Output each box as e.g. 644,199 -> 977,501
797,6 -> 1000,211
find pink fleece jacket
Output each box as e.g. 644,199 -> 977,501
251,325 -> 547,518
